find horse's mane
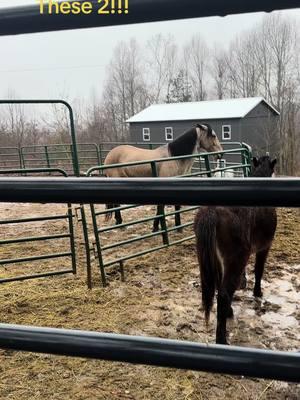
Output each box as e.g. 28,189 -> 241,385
197,123 -> 213,136
168,127 -> 197,157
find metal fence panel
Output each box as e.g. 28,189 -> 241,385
0,168 -> 77,283
83,146 -> 251,286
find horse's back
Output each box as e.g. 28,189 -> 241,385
104,144 -> 166,177
195,206 -> 277,256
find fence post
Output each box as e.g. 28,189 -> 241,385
90,203 -> 107,287
98,144 -> 103,165
45,145 -> 51,169
20,147 -> 26,169
204,155 -> 212,177
198,155 -> 203,175
95,144 -> 102,166
80,204 -> 93,289
17,147 -> 23,169
151,161 -> 169,246
241,143 -> 252,177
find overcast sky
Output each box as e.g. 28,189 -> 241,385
1,1 -> 300,103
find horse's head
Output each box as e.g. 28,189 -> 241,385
196,123 -> 223,159
252,155 -> 277,177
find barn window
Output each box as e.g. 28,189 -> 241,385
222,125 -> 231,140
142,128 -> 150,141
165,127 -> 173,141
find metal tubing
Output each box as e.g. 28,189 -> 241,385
164,206 -> 199,217
90,203 -> 107,286
94,204 -> 138,216
168,235 -> 196,246
0,100 -> 79,176
0,270 -> 74,284
98,214 -> 162,233
79,205 -> 93,289
101,230 -> 163,251
0,324 -> 299,382
0,233 -> 70,245
0,1 -> 298,37
104,243 -> 168,267
167,223 -> 194,233
0,167 -> 68,177
0,177 -> 300,207
204,155 -> 212,178
0,252 -> 72,265
0,214 -> 69,225
67,204 -> 77,275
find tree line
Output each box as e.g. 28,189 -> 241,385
0,13 -> 299,174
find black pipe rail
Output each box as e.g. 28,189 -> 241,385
0,177 -> 300,207
0,1 -> 299,37
0,324 -> 299,382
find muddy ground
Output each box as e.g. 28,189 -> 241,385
0,203 -> 299,400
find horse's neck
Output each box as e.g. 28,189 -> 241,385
168,129 -> 198,157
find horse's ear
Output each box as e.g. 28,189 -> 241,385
252,157 -> 259,167
271,158 -> 277,168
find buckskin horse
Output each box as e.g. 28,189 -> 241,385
194,155 -> 277,344
104,123 -> 223,232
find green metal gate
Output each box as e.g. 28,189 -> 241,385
0,168 -> 77,283
0,99 -> 80,176
0,147 -> 22,169
20,143 -> 101,174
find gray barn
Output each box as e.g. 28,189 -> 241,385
127,97 -> 280,154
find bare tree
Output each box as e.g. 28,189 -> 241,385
255,14 -> 300,174
3,90 -> 27,147
102,39 -> 149,141
211,47 -> 229,99
183,34 -> 209,101
225,32 -> 261,98
146,34 -> 178,103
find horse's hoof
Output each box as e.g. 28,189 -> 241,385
152,227 -> 159,233
253,288 -> 263,298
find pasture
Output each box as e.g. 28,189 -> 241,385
0,202 -> 299,399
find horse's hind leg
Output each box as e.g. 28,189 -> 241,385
217,257 -> 249,344
114,205 -> 123,226
174,205 -> 183,232
153,204 -> 164,232
216,288 -> 231,344
253,248 -> 270,297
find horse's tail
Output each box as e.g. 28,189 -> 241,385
194,208 -> 222,326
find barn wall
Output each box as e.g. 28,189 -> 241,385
242,103 -> 279,155
129,119 -> 242,144
129,101 -> 279,157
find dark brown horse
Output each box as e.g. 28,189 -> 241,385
194,156 -> 277,344
104,124 -> 223,231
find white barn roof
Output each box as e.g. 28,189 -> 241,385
126,97 -> 279,123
